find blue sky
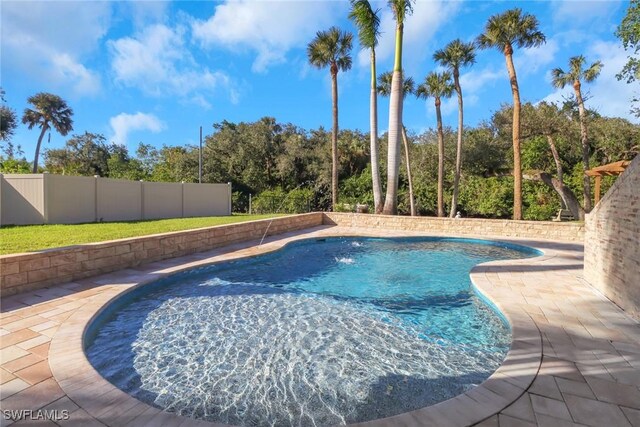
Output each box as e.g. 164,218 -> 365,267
1,0 -> 634,159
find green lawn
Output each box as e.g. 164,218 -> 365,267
0,214 -> 285,255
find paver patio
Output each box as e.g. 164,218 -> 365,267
1,225 -> 639,427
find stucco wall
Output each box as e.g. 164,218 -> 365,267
584,155 -> 640,319
322,212 -> 584,242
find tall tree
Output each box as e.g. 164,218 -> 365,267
551,55 -> 602,212
416,71 -> 454,217
307,27 -> 353,211
383,0 -> 413,215
616,0 -> 640,85
616,0 -> 640,117
22,93 -> 74,173
378,71 -> 417,215
349,0 -> 383,213
433,39 -> 476,218
0,89 -> 18,145
44,132 -> 111,176
505,102 -> 585,219
477,8 -> 545,220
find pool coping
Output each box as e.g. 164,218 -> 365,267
48,226 -> 557,427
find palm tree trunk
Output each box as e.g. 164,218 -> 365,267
401,125 -> 416,216
32,123 -> 49,173
382,22 -> 404,215
574,82 -> 592,213
370,50 -> 383,214
331,65 -> 339,211
449,70 -> 464,218
504,46 -> 523,220
436,98 -> 445,217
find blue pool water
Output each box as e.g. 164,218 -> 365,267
85,237 -> 539,426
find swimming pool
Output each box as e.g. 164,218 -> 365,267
85,237 -> 539,426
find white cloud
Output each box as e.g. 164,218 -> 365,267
551,0 -> 623,26
109,24 -> 238,105
50,54 -> 101,96
540,41 -> 638,122
109,112 -> 166,146
459,67 -> 503,95
0,1 -> 109,96
126,1 -> 170,27
517,38 -> 560,74
192,0 -> 345,72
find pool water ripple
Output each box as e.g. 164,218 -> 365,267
85,237 -> 538,426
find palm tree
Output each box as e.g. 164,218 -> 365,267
22,93 -> 74,173
551,55 -> 603,212
378,71 -> 416,216
477,9 -> 545,220
307,27 -> 353,211
349,0 -> 383,213
433,39 -> 476,218
383,0 -> 414,215
416,72 -> 454,217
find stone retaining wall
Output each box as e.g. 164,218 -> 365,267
584,155 -> 640,319
1,212 -> 587,297
0,213 -> 323,296
322,212 -> 584,242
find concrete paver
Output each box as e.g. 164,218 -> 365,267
1,225 -> 639,427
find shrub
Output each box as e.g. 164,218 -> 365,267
252,188 -> 314,214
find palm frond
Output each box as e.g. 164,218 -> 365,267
569,55 -> 586,77
552,56 -> 603,88
349,0 -> 381,49
377,71 -> 414,99
416,71 -> 454,100
477,8 -> 545,51
21,93 -> 74,134
307,27 -> 353,72
583,60 -> 603,83
388,0 -> 413,24
404,76 -> 415,96
551,67 -> 572,89
377,71 -> 393,96
434,39 -> 476,71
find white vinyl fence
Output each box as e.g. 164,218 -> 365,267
0,174 -> 231,225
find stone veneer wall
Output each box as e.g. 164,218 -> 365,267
0,213 -> 323,296
322,212 -> 584,242
584,155 -> 640,319
1,212 -> 587,297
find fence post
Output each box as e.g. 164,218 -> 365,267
249,194 -> 252,215
0,174 -> 3,227
94,175 -> 99,222
140,180 -> 145,220
227,182 -> 232,215
181,181 -> 185,218
42,172 -> 49,224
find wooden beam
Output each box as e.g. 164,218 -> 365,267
594,175 -> 602,205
